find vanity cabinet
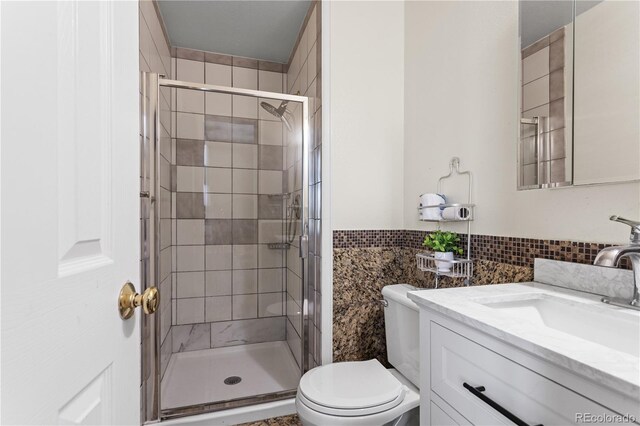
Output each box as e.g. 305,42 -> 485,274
420,311 -> 639,425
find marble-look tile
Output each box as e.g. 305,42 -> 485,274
233,57 -> 259,71
233,219 -> 258,244
549,98 -> 564,131
549,69 -> 564,102
534,259 -> 634,300
176,139 -> 204,166
258,145 -> 283,171
205,115 -> 232,142
210,316 -> 285,348
258,61 -> 285,73
172,324 -> 211,353
549,38 -> 564,72
205,219 -> 232,245
258,195 -> 282,220
160,331 -> 172,379
176,193 -> 204,219
175,47 -> 205,62
233,117 -> 258,144
204,51 -> 233,66
286,317 -> 301,368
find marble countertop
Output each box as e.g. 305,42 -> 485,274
408,282 -> 640,398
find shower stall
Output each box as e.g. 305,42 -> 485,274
140,71 -> 311,421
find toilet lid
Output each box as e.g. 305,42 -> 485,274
298,359 -> 405,412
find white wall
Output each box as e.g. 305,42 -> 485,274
329,1 -> 405,230
403,1 -> 639,244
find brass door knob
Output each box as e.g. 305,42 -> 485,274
118,281 -> 159,319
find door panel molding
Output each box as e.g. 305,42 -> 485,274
57,1 -> 114,276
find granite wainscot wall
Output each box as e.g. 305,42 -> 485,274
332,229 -> 622,364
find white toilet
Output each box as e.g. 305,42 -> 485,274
296,284 -> 420,426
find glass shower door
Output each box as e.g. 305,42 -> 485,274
141,72 -> 310,421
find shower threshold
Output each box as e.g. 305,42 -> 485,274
161,341 -> 300,413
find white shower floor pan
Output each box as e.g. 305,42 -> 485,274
161,341 -> 300,410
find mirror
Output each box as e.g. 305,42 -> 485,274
519,0 -> 574,189
518,0 -> 640,190
573,0 -> 640,185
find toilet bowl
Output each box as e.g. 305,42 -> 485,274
296,284 -> 420,426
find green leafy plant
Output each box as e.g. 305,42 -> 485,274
422,230 -> 463,254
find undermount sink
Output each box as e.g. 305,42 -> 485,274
476,294 -> 640,358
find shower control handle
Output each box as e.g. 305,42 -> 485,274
118,281 -> 159,320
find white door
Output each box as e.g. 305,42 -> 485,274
1,1 -> 141,424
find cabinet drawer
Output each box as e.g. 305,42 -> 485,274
431,401 -> 460,426
430,322 -> 621,425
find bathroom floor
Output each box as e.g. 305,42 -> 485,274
239,414 -> 302,426
161,341 -> 301,409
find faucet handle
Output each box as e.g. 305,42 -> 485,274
610,215 -> 640,244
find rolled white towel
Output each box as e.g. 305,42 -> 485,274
419,193 -> 446,220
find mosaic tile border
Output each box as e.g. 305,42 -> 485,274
333,230 -> 623,269
332,230 -> 405,248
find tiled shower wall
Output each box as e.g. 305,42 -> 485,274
140,1 -> 323,391
168,55 -> 292,354
285,1 -> 322,369
520,26 -> 568,186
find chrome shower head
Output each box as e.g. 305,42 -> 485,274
260,100 -> 294,132
260,101 -> 284,117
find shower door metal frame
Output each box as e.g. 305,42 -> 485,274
141,73 -> 311,423
141,72 -> 162,424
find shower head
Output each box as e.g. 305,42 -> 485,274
260,100 -> 294,132
260,101 -> 285,117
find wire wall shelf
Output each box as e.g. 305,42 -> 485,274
416,253 -> 473,279
417,157 -> 474,288
417,203 -> 475,223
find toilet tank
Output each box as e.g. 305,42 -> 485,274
381,284 -> 420,388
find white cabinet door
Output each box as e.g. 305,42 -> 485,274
430,322 -> 621,426
1,1 -> 140,424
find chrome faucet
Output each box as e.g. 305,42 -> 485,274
594,215 -> 640,310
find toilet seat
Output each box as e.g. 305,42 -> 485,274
297,359 -> 407,417
297,388 -> 406,417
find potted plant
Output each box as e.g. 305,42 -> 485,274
422,230 -> 464,272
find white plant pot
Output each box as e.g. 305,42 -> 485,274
434,251 -> 454,272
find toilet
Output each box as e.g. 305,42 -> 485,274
296,284 -> 420,426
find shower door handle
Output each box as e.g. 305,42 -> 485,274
299,235 -> 309,258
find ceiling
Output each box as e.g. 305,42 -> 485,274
157,0 -> 311,64
520,0 -> 603,48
